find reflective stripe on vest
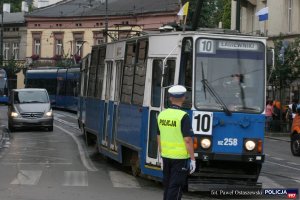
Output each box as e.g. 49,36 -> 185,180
158,108 -> 189,159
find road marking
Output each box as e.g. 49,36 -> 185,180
55,117 -> 79,130
109,171 -> 140,188
270,157 -> 284,161
63,171 -> 88,186
258,175 -> 284,188
55,125 -> 98,172
2,162 -> 72,165
11,170 -> 42,185
7,152 -> 70,161
266,160 -> 300,171
55,112 -> 77,120
287,162 -> 300,166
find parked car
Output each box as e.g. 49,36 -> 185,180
7,88 -> 53,131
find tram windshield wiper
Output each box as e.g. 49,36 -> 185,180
201,63 -> 232,116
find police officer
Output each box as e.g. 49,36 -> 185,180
157,85 -> 196,200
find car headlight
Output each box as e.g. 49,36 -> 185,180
11,112 -> 18,118
45,110 -> 53,117
245,140 -> 256,151
200,138 -> 211,149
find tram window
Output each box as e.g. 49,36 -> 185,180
105,62 -> 113,100
132,40 -> 148,105
121,43 -> 136,104
26,78 -> 57,95
179,37 -> 193,109
66,78 -> 77,96
151,59 -> 175,107
114,61 -> 123,101
95,48 -> 106,98
87,48 -> 98,97
147,111 -> 159,159
57,77 -> 66,96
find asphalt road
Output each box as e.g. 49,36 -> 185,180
0,106 -> 299,200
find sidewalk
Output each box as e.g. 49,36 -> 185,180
265,131 -> 290,142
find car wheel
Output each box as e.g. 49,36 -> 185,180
48,126 -> 53,132
291,134 -> 300,156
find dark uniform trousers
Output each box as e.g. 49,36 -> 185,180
163,157 -> 189,200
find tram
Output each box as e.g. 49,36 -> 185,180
0,69 -> 9,104
78,30 -> 270,190
25,67 -> 80,112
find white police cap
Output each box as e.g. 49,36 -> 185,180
168,85 -> 187,98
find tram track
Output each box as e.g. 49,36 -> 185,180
261,170 -> 300,183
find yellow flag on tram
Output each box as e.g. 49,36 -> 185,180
177,2 -> 189,16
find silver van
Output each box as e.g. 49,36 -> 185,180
8,88 -> 53,131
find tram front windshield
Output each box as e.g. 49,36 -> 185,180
195,38 -> 265,113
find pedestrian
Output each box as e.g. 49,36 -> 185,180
265,100 -> 273,131
157,85 -> 196,200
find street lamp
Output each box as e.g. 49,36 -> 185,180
100,0 -> 108,43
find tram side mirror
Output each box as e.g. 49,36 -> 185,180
267,48 -> 275,67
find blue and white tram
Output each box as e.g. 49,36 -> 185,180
0,69 -> 8,104
78,31 -> 268,190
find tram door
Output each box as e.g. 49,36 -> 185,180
101,61 -> 113,146
146,59 -> 175,165
109,61 -> 123,151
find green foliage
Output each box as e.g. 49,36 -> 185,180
2,59 -> 22,79
3,0 -> 30,12
186,0 -> 231,29
269,36 -> 300,88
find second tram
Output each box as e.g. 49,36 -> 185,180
0,69 -> 9,104
25,67 -> 80,112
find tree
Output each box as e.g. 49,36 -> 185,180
3,0 -> 33,12
268,36 -> 300,112
2,59 -> 21,79
269,37 -> 300,89
183,0 -> 231,29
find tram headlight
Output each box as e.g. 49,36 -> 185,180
245,140 -> 256,151
200,138 -> 211,149
11,112 -> 18,118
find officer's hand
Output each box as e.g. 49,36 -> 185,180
159,154 -> 163,170
189,159 -> 196,174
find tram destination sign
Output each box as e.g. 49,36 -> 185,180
218,40 -> 259,51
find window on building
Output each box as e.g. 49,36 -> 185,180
288,0 -> 292,32
3,43 -> 9,60
73,32 -> 84,57
55,39 -> 63,56
32,33 -> 42,56
93,32 -> 104,45
54,32 -> 64,56
12,43 -> 19,60
34,39 -> 41,55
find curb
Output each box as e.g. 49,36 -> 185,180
0,126 -> 10,148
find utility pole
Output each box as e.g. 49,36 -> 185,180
236,0 -> 241,32
105,0 -> 108,43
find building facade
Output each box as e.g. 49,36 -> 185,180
231,0 -> 300,37
25,0 -> 180,66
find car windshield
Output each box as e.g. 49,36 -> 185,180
14,90 -> 49,104
194,38 -> 265,113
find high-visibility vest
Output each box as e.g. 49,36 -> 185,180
158,108 -> 189,159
